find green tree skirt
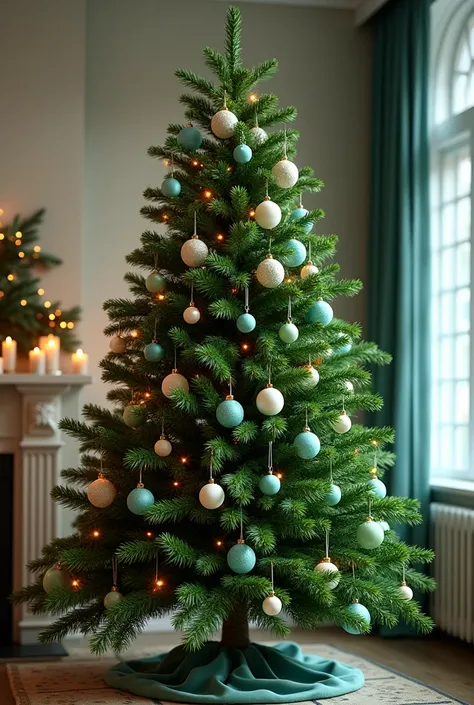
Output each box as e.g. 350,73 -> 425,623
105,641 -> 364,703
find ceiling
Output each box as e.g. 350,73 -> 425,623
214,0 -> 387,24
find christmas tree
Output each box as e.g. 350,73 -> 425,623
0,208 -> 81,352
13,8 -> 434,702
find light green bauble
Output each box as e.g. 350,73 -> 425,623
146,272 -> 166,293
123,403 -> 145,428
104,589 -> 124,609
43,565 -> 68,594
279,321 -> 299,344
356,519 -> 385,550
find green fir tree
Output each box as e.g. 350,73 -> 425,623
13,7 -> 434,657
0,208 -> 81,352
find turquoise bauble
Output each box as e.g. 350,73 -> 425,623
281,239 -> 307,268
307,300 -> 333,326
43,565 -> 67,594
161,177 -> 181,197
368,478 -> 387,499
233,144 -> 252,163
324,483 -> 342,506
146,272 -> 166,293
343,602 -> 371,635
123,404 -> 145,428
259,473 -> 281,496
104,589 -> 123,609
177,125 -> 202,151
335,333 -> 352,355
144,342 -> 164,362
216,398 -> 244,428
227,542 -> 256,574
289,207 -> 313,234
294,430 -> 320,459
356,519 -> 385,550
127,487 -> 155,515
279,322 -> 299,344
236,313 -> 256,333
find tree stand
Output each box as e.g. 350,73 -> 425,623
105,605 -> 364,703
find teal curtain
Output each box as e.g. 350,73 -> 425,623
368,0 -> 431,550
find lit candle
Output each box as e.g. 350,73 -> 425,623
29,346 -> 46,375
45,337 -> 60,374
72,348 -> 88,375
0,358 -> 3,375
39,334 -> 60,351
1,337 -> 17,372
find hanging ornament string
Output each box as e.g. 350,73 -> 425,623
244,286 -> 249,313
228,377 -> 233,397
352,562 -> 356,583
268,441 -> 273,474
138,466 -> 144,488
342,395 -> 346,413
265,178 -> 269,199
190,282 -> 194,307
268,363 -> 272,385
270,560 -> 275,591
254,105 -> 258,126
174,346 -> 177,370
283,127 -> 287,158
402,562 -> 406,583
325,528 -> 330,559
99,453 -> 103,478
193,210 -> 197,235
223,90 -> 227,109
161,415 -> 165,436
367,495 -> 373,518
287,296 -> 292,322
373,446 -> 378,471
209,448 -> 214,481
170,152 -> 174,178
240,506 -> 244,541
154,254 -> 158,270
155,552 -> 159,582
305,405 -> 309,430
308,240 -> 312,262
153,318 -> 158,340
112,555 -> 118,588
329,455 -> 333,484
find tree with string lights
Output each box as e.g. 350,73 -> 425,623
0,208 -> 81,352
13,8 -> 434,703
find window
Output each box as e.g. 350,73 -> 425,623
431,1 -> 474,481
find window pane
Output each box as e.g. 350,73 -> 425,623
457,197 -> 471,242
455,381 -> 470,422
440,426 -> 453,468
454,426 -> 469,471
441,291 -> 454,333
442,152 -> 456,202
441,247 -> 455,288
440,382 -> 454,421
457,151 -> 471,197
455,334 -> 470,378
456,242 -> 470,286
442,203 -> 455,245
456,39 -> 471,73
453,73 -> 468,114
455,287 -> 470,332
440,337 -> 452,377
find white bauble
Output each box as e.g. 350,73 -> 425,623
300,262 -> 319,279
399,583 -> 413,601
255,199 -> 282,230
345,380 -> 354,393
262,592 -> 282,616
304,364 -> 320,388
333,413 -> 352,434
154,436 -> 172,457
161,370 -> 189,398
211,108 -> 238,139
256,255 -> 285,288
183,306 -> 200,324
181,236 -> 209,267
250,125 -> 268,145
314,558 -> 340,590
272,158 -> 299,188
256,385 -> 284,416
379,520 -> 390,532
87,476 -> 116,508
199,480 -> 225,509
109,335 -> 126,353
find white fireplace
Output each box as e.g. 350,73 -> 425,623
0,374 -> 91,645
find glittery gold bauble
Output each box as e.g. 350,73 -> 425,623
87,476 -> 116,508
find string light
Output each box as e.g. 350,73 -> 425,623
163,158 -> 170,167
216,233 -> 224,241
192,159 -> 199,166
276,472 -> 283,480
0,234 -> 4,240
67,322 -> 74,329
162,213 -> 169,221
49,321 -> 56,328
249,93 -> 258,102
155,579 -> 164,588
146,531 -> 153,538
20,299 -> 27,306
15,239 -> 21,246
249,209 -> 256,218
60,321 -> 67,328
55,309 -> 61,316
0,292 -> 4,299
16,231 -> 22,238
285,277 -> 292,283
173,481 -> 180,487
44,301 -> 51,308
241,342 -> 250,351
92,530 -> 100,538
0,209 -> 3,215
203,189 -> 213,199
131,329 -> 139,337
7,274 -> 15,281
38,288 -> 44,295
49,313 -> 55,320
157,293 -> 165,300
216,540 -> 223,547
371,440 -> 379,446
144,391 -> 151,399
226,166 -> 233,172
71,579 -> 80,589
180,457 -> 188,464
33,245 -> 41,253
18,251 -> 25,258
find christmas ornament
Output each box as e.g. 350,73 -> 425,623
109,334 -> 126,353
356,517 -> 384,550
294,426 -> 320,460
303,363 -> 320,387
333,412 -> 352,434
368,477 -> 387,499
177,124 -> 202,151
199,479 -> 225,509
290,198 -> 313,234
345,380 -> 354,393
155,419 -> 172,457
272,157 -> 299,188
255,196 -> 282,230
127,484 -> 155,515
43,564 -> 67,593
162,350 -> 189,398
216,385 -> 244,428
146,272 -> 166,293
144,341 -> 164,362
123,402 -> 145,428
104,587 -> 123,609
279,296 -> 298,343
281,239 -> 306,268
233,143 -> 252,163
249,112 -> 268,145
343,600 -> 371,635
256,383 -> 284,416
227,540 -> 256,574
379,520 -> 390,532
236,287 -> 256,332
183,283 -> 200,324
87,474 -> 116,508
181,212 -> 208,267
161,177 -> 181,197
335,332 -> 352,355
262,592 -> 282,615
324,483 -> 342,506
307,299 -> 333,326
399,582 -> 413,600
256,254 -> 285,288
259,472 -> 281,495
211,98 -> 238,139
314,557 -> 340,590
300,261 -> 319,278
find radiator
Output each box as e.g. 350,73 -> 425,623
431,503 -> 474,643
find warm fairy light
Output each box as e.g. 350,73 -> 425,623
162,213 -> 169,221
216,540 -> 223,547
49,313 -> 56,320
60,321 -> 67,328
230,287 -> 238,294
38,288 -> 44,295
44,301 -> 51,308
249,209 -> 255,218
71,579 -> 80,589
144,391 -> 151,398
92,530 -> 100,538
157,293 -> 165,300
173,481 -> 179,487
226,166 -> 233,173
241,343 -> 250,351
0,234 -> 4,240
146,531 -> 153,538
15,239 -> 22,246
0,292 -> 4,298
131,329 -> 139,337
285,277 -> 292,283
354,449 -> 360,455
49,321 -> 56,328
18,251 -> 25,258
216,233 -> 224,241
7,274 -> 15,281
163,158 -> 170,167
203,189 -> 213,199
155,579 -> 164,588
20,299 -> 27,306
33,253 -> 39,259
276,472 -> 283,480
55,309 -> 61,316
371,440 -> 379,446
248,93 -> 258,102
67,322 -> 74,329
200,163 -> 204,168
180,457 -> 188,464
16,231 -> 22,238
192,159 -> 199,166
34,245 -> 41,253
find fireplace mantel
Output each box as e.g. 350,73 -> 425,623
0,373 -> 92,644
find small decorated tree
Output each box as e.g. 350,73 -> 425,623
13,8 -> 434,703
0,208 -> 81,352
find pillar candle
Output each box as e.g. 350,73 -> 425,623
39,334 -> 60,351
0,358 -> 4,375
72,348 -> 88,375
45,337 -> 60,374
29,347 -> 46,375
1,337 -> 17,372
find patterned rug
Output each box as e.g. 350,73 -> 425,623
6,643 -> 470,705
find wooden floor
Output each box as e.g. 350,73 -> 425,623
1,628 -> 473,704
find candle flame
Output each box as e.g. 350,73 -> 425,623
76,349 -> 84,357
34,347 -> 40,353
6,336 -> 12,344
